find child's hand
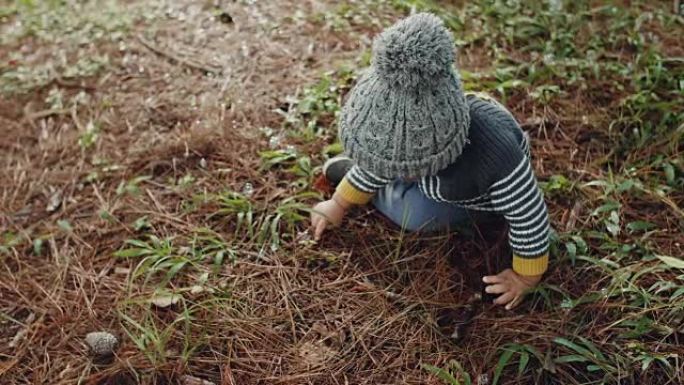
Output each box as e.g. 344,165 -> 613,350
482,269 -> 541,310
310,198 -> 347,240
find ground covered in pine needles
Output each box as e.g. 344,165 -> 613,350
1,1 -> 683,384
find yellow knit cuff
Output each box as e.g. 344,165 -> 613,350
512,254 -> 549,276
336,178 -> 374,205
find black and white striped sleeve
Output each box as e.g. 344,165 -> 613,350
344,165 -> 392,193
488,157 -> 551,275
336,165 -> 392,205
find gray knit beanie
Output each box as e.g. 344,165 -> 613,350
339,13 -> 470,179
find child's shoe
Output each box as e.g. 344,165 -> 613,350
322,156 -> 354,187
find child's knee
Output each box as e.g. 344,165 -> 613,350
397,214 -> 444,233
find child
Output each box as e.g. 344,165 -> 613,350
310,13 -> 550,310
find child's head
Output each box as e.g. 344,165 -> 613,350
339,13 -> 469,180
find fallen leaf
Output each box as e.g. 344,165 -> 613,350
46,188 -> 62,213
150,294 -> 182,308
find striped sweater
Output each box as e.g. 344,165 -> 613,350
336,94 -> 550,276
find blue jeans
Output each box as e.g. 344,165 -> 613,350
372,180 -> 498,232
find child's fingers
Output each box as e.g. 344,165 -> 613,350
482,275 -> 503,284
494,291 -> 515,305
484,283 -> 507,294
313,218 -> 327,240
505,295 -> 522,310
310,214 -> 320,230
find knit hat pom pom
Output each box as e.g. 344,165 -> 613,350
372,13 -> 455,88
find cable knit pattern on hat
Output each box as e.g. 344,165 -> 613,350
339,13 -> 470,179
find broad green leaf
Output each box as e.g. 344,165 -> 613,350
626,221 -> 655,232
57,219 -> 73,232
553,337 -> 592,357
492,348 -> 515,385
213,250 -> 225,273
421,363 -> 462,385
663,163 -> 675,184
671,287 -> 684,300
322,142 -> 344,156
565,242 -> 577,259
114,248 -> 153,258
33,238 -> 43,256
570,235 -> 588,252
555,354 -> 589,363
591,201 -> 621,216
518,352 -> 530,375
605,220 -> 620,237
616,179 -> 635,192
132,216 -> 150,231
583,180 -> 611,188
125,239 -> 152,248
656,255 -> 684,270
163,260 -> 188,283
640,356 -> 654,372
577,336 -> 606,360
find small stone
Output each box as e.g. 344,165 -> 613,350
85,332 -> 118,356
